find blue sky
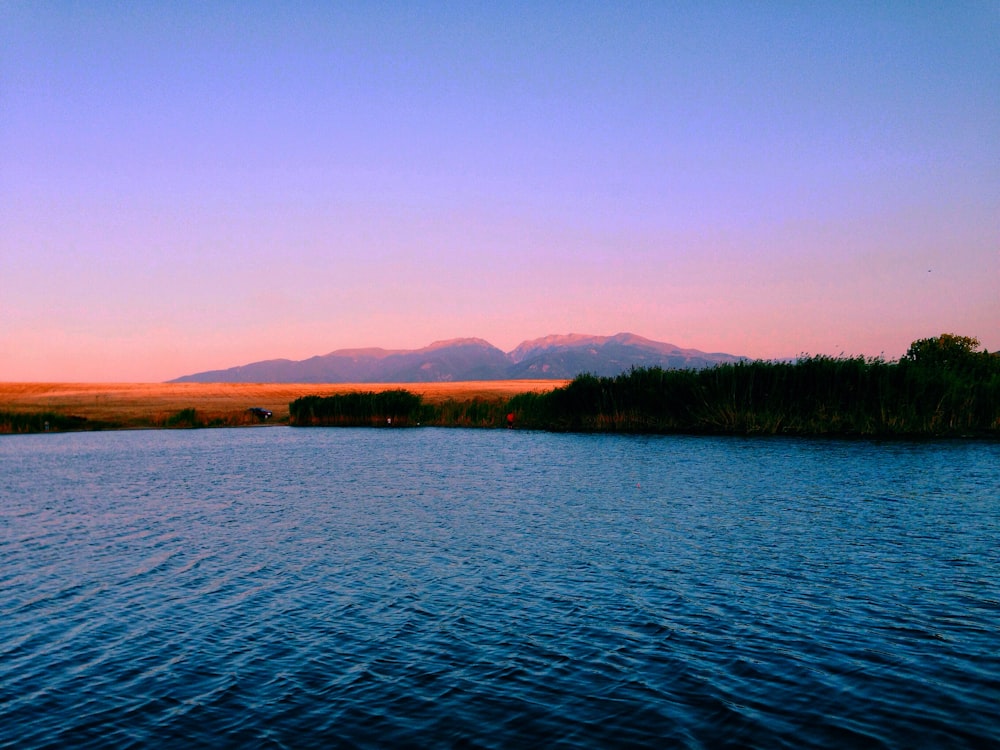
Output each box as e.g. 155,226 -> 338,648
2,2 -> 997,380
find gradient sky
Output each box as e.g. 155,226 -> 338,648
2,2 -> 997,381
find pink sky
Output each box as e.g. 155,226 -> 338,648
2,4 -> 997,381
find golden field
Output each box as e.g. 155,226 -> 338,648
0,380 -> 568,428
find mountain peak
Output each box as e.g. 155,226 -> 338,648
424,337 -> 498,351
509,333 -> 607,362
509,332 -> 682,362
608,332 -> 667,348
170,333 -> 742,383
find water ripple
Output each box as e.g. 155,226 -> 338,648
1,430 -> 998,748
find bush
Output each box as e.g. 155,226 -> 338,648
290,390 -> 423,426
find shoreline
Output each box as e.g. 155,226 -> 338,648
4,357 -> 998,439
0,381 -> 568,433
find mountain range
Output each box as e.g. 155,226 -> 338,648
169,333 -> 743,383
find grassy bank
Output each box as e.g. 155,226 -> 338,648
7,336 -> 995,437
0,381 -> 564,434
0,407 -> 267,434
291,336 -> 1000,438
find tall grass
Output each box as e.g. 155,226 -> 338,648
7,336 -> 993,437
508,352 -> 1000,436
287,340 -> 998,437
289,390 -> 513,428
290,390 -> 425,426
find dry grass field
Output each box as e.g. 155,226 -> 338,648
0,381 -> 568,429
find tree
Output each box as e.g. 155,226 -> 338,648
902,334 -> 984,369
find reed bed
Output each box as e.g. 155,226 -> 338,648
291,336 -> 1000,438
508,350 -> 1000,437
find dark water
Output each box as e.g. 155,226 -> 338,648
1,428 -> 998,749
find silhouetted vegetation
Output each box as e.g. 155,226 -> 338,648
288,391 -> 513,428
290,390 -> 425,426
507,335 -> 1000,436
290,334 -> 999,437
0,412 -> 97,434
6,334 -> 996,438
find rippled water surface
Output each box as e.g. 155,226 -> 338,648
2,428 -> 998,748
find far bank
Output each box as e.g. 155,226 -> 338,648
289,340 -> 1000,438
0,380 -> 567,433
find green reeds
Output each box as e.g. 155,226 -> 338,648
290,390 -> 423,426
506,347 -> 1000,437
289,390 -> 514,428
283,335 -> 999,437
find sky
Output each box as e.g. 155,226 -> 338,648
2,2 -> 997,382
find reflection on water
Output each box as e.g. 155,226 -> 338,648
2,428 -> 998,748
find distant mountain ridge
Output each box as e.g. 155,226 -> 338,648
169,333 -> 743,383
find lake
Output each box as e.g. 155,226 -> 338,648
2,428 -> 998,748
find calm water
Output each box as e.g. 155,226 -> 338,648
1,428 -> 998,749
